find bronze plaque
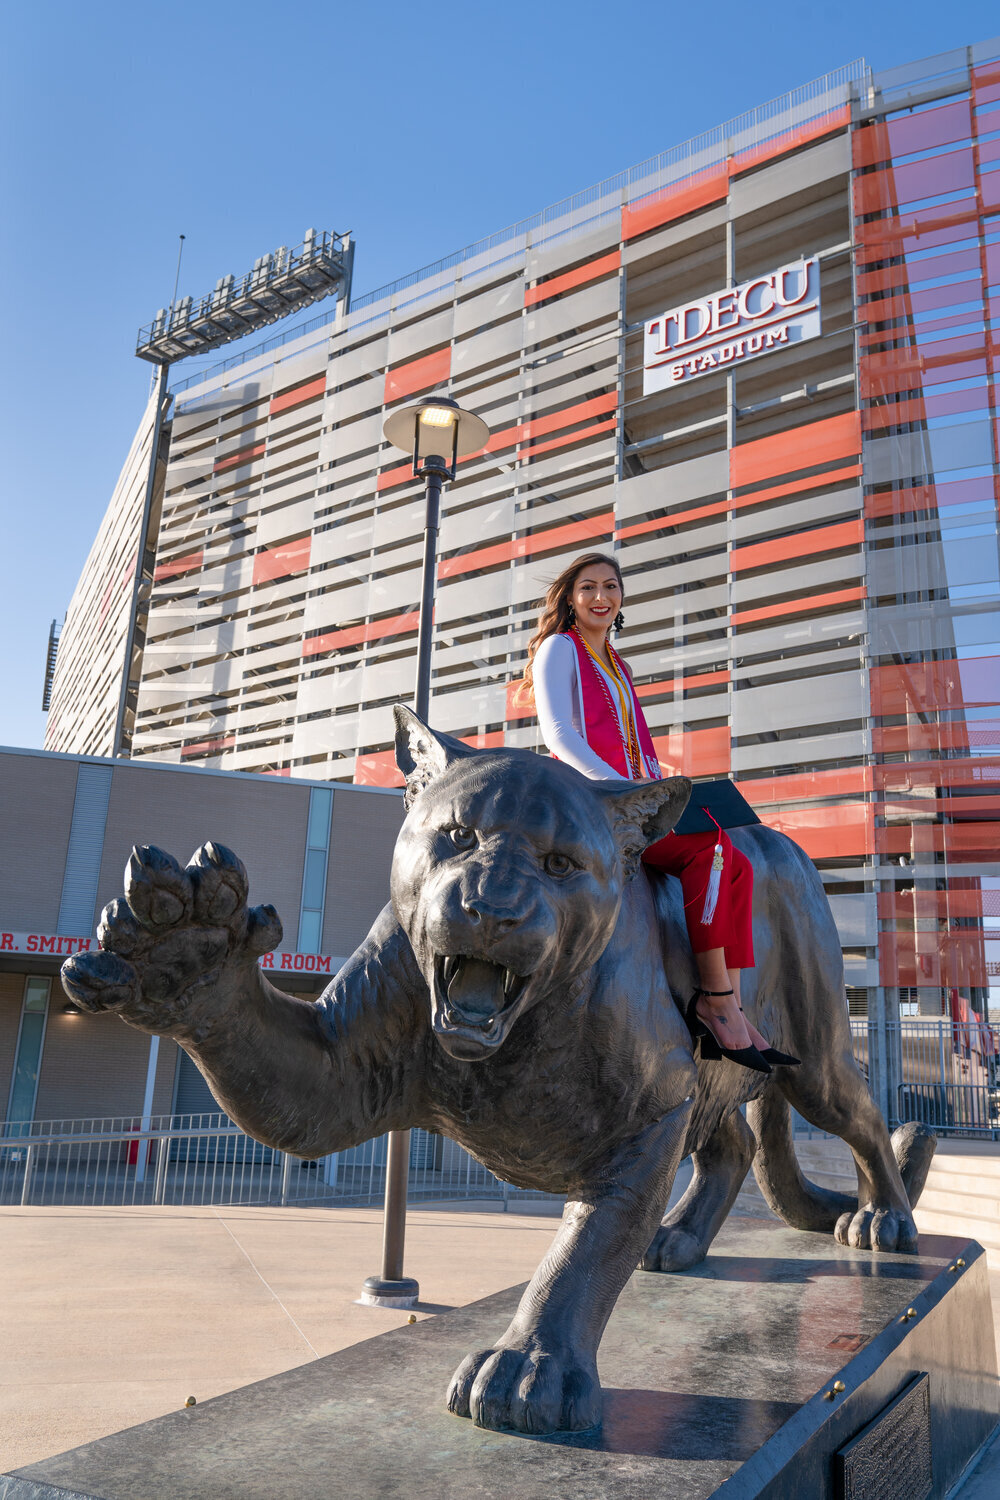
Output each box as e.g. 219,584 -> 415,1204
828,1333 -> 867,1353
836,1373 -> 932,1500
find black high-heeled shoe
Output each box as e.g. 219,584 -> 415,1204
684,989 -> 771,1074
739,1006 -> 801,1067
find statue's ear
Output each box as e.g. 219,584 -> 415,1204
393,705 -> 477,809
592,776 -> 692,879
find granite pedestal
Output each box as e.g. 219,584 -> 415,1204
2,1220 -> 997,1500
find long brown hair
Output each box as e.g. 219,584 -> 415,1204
519,551 -> 625,701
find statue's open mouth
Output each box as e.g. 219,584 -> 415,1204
431,954 -> 529,1055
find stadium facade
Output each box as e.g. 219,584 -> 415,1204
44,40 -> 1000,1023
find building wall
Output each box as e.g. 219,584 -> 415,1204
853,58 -> 1000,1009
0,754 -> 79,929
0,748 -> 401,1125
0,972 -> 24,1110
43,392 -> 161,758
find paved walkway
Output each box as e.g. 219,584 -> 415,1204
3,1193 -> 999,1489
0,1199 -> 563,1472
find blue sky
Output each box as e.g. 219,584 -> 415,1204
1,0 -> 997,750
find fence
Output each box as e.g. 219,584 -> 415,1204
0,1113 -> 558,1212
3,1017 -> 996,1209
850,1018 -> 1000,1139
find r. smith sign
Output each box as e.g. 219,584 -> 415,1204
0,930 -> 342,974
643,256 -> 820,393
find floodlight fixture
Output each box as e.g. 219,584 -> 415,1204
136,229 -> 354,365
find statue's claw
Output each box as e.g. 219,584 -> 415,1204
61,951 -> 139,1013
447,1343 -> 600,1434
125,846 -> 194,930
835,1204 -> 918,1254
190,841 -> 249,925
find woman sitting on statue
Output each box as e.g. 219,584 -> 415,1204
520,550 -> 797,1076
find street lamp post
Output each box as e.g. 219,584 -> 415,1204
361,395 -> 490,1309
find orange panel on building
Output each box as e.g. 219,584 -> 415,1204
732,584 -> 865,628
652,726 -> 730,779
870,656 -> 999,716
384,347 -> 451,405
506,679 -> 533,722
153,550 -> 204,582
878,931 -> 988,989
759,803 -> 874,860
621,168 -> 729,242
731,106 -> 849,173
878,888 -> 988,920
269,375 -> 326,416
180,735 -> 236,759
730,411 -> 861,491
737,765 -> 872,806
876,824 -> 999,859
440,510 -> 615,581
636,670 -> 731,698
485,391 -> 618,455
524,251 -> 620,307
303,609 -> 421,659
522,417 -> 616,462
730,518 -> 862,573
354,749 -> 405,788
252,536 -> 311,586
214,441 -> 265,474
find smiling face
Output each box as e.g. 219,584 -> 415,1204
570,561 -> 623,639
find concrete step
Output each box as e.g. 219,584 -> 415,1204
919,1187 -> 1000,1219
914,1210 -> 1000,1266
787,1141 -> 1000,1271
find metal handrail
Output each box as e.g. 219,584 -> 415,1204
1,1124 -> 246,1149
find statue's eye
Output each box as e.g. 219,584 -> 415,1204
450,826 -> 476,850
544,851 -> 574,877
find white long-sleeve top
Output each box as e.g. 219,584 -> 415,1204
532,633 -> 632,781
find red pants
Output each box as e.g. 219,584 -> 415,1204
641,831 -> 755,969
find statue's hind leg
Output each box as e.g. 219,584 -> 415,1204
640,1107 -> 756,1272
777,1054 -> 920,1253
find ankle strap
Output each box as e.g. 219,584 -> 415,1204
694,987 -> 735,997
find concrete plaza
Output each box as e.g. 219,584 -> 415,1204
3,1196 -> 999,1493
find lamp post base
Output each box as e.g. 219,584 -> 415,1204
360,1275 -> 420,1309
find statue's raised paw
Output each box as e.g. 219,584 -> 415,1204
834,1203 -> 918,1254
447,1343 -> 601,1434
61,843 -> 282,1036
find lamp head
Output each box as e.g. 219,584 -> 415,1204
383,396 -> 490,480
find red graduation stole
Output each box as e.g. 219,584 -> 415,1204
563,631 -> 662,780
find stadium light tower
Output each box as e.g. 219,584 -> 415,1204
103,230 -> 355,760
359,395 -> 490,1310
136,230 -> 353,364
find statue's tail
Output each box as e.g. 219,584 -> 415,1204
746,1088 -> 936,1230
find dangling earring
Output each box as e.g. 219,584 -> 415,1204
614,610 -> 625,633
566,604 -> 576,626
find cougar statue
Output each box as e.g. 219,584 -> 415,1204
62,706 -> 934,1436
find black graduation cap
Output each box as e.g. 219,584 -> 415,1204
673,778 -> 761,837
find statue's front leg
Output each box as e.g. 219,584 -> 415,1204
447,1097 -> 692,1434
